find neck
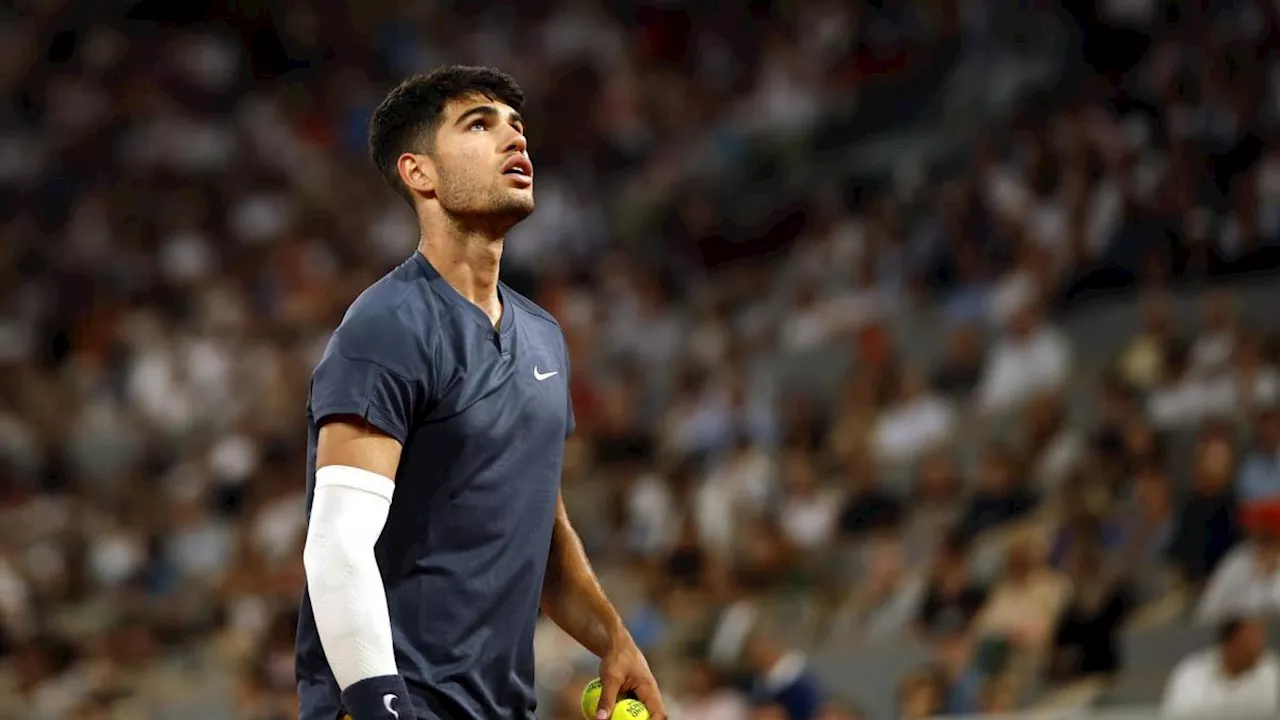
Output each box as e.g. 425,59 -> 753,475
418,215 -> 504,322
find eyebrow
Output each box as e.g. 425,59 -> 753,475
454,105 -> 524,129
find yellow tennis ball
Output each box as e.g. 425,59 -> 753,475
581,677 -> 603,719
580,679 -> 650,720
611,698 -> 651,720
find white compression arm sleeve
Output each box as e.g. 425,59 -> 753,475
302,465 -> 399,689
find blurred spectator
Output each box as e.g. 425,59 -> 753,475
776,450 -> 841,553
929,611 -> 985,716
830,536 -> 923,641
870,366 -> 956,466
1147,340 -> 1236,431
1115,464 -> 1177,601
824,376 -> 881,466
1237,407 -> 1280,503
977,674 -> 1018,715
915,533 -> 987,640
1161,617 -> 1279,718
972,538 -> 1069,659
697,438 -> 776,558
900,452 -> 962,566
954,445 -> 1039,545
1230,335 -> 1280,417
1190,292 -> 1239,376
1117,292 -> 1175,391
931,325 -> 984,400
1048,477 -> 1120,571
743,630 -> 824,720
1046,537 -> 1132,683
1196,512 -> 1280,625
1024,392 -> 1084,495
976,303 -> 1072,415
896,669 -> 944,720
1089,375 -> 1148,476
834,453 -> 904,541
680,657 -> 750,720
622,461 -> 680,561
1168,424 -> 1243,583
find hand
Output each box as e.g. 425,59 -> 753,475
596,638 -> 667,720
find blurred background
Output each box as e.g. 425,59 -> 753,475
4,0 -> 1280,718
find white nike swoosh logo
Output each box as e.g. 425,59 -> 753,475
383,693 -> 399,718
533,366 -> 559,381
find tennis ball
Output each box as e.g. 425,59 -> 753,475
611,698 -> 651,720
581,677 -> 602,719
580,679 -> 650,720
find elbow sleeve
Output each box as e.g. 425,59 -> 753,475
303,465 -> 399,689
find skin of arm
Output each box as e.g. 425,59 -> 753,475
316,417 -> 404,478
540,493 -> 667,719
539,493 -> 628,657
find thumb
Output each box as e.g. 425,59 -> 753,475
596,672 -> 622,720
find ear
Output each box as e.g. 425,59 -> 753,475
397,152 -> 437,198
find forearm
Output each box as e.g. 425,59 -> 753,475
541,500 -> 628,657
303,467 -> 400,688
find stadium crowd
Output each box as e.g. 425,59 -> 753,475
2,0 -> 1280,719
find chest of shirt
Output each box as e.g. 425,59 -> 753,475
389,318 -> 569,548
424,318 -> 568,432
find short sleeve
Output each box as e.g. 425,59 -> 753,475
309,308 -> 433,445
311,355 -> 420,444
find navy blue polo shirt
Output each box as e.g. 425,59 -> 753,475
296,252 -> 574,720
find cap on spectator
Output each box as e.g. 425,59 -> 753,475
1241,501 -> 1280,538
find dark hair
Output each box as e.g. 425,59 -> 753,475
1218,617 -> 1246,645
368,65 -> 525,205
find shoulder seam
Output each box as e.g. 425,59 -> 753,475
337,277 -> 441,379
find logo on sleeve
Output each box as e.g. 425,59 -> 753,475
383,694 -> 400,718
533,366 -> 559,381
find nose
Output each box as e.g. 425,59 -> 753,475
506,128 -> 527,154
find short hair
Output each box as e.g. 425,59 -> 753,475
368,65 -> 524,205
1218,616 -> 1247,645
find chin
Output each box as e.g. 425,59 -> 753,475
493,194 -> 535,221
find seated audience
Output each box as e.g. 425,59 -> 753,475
955,445 -> 1039,545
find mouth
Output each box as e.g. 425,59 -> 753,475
501,155 -> 533,186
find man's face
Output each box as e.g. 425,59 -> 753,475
429,95 -> 534,223
1228,619 -> 1266,667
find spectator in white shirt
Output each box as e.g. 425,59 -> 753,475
776,450 -> 840,552
977,303 -> 1072,415
872,366 -> 956,465
1190,291 -> 1238,376
1147,341 -> 1235,431
1162,617 -> 1279,718
1197,519 -> 1280,625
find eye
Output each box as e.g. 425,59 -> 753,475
469,119 -> 487,131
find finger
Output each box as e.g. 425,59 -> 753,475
596,671 -> 623,720
633,681 -> 668,720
